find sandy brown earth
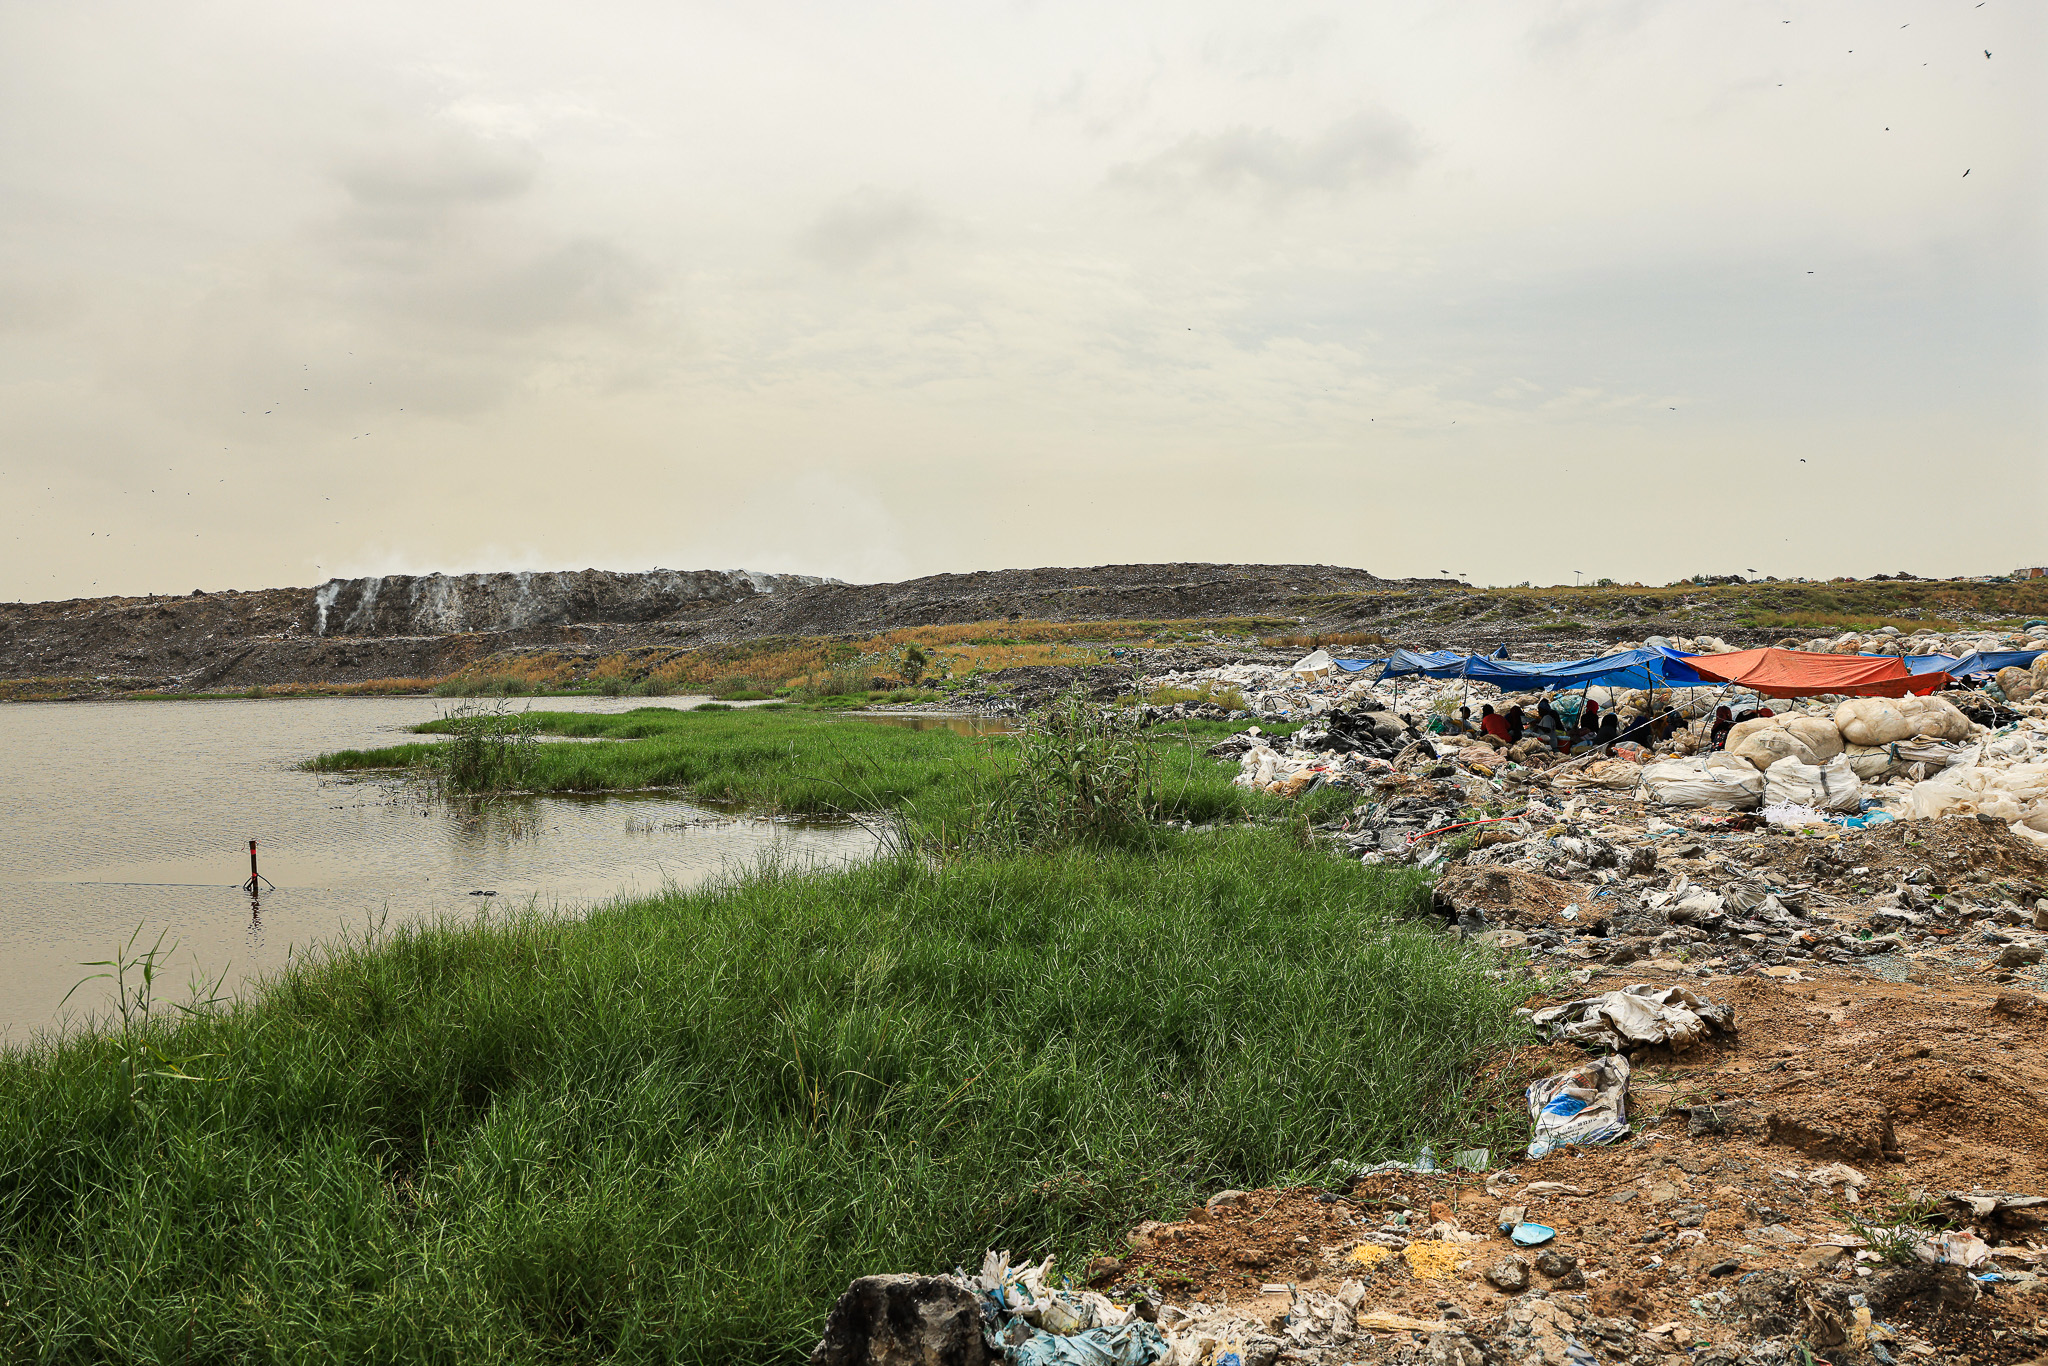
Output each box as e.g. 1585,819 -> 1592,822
1089,959 -> 2047,1363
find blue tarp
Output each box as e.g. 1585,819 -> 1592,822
1460,648 -> 1686,693
1949,649 -> 2043,678
1352,647 -> 1704,692
1333,645 -> 2038,692
1358,648 -> 1466,678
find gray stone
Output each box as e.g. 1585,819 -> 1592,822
1534,1249 -> 1578,1278
1485,1254 -> 1531,1292
1998,945 -> 2046,968
1207,1188 -> 1251,1213
808,1275 -> 991,1366
1425,1330 -> 1488,1366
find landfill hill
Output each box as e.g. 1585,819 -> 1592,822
1,565 -> 2043,700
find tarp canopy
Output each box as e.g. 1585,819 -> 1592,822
1351,647 -> 1702,692
1948,649 -> 2043,678
1356,648 -> 1465,678
1459,648 -> 1683,693
1679,647 -> 1950,699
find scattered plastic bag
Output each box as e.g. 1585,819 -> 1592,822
968,1251 -> 1057,1321
1527,1053 -> 1631,1159
1011,1321 -> 1169,1366
1527,985 -> 1735,1052
1761,802 -> 1832,829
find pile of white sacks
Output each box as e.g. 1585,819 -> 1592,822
1147,641 -> 2048,850
1583,692 -> 2048,847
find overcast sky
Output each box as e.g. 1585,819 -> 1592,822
2,1 -> 2040,599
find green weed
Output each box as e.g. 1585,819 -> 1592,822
0,831 -> 1526,1362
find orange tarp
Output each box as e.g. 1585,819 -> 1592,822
1678,648 -> 1950,699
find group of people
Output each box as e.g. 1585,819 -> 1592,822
1431,694 -> 1686,754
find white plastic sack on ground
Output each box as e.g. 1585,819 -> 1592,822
1725,719 -> 1809,771
1291,649 -> 1334,682
1834,695 -> 1972,746
1782,714 -> 1844,763
1526,1053 -> 1631,1159
1996,667 -> 2039,703
1552,759 -> 1642,791
1910,763 -> 2048,831
1527,984 -> 1735,1052
1841,744 -> 1896,781
1235,746 -> 1304,791
1641,755 -> 1764,809
1763,754 -> 1863,813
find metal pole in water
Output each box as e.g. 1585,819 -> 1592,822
247,839 -> 258,894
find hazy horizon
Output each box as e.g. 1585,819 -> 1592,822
4,1 -> 2042,602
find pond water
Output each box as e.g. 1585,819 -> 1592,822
848,711 -> 1017,736
0,696 -> 878,1041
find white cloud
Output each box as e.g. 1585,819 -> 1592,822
0,0 -> 2040,598
1111,111 -> 1423,202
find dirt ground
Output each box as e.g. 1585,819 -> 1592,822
1092,959 -> 2048,1364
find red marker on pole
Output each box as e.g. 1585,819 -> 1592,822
246,839 -> 259,894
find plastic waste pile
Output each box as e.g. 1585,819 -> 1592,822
954,1250 -> 1381,1366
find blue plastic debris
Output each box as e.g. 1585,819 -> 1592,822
1511,1223 -> 1557,1247
1010,1322 -> 1171,1366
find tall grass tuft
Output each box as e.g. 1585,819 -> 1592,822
950,692 -> 1160,852
0,831 -> 1526,1362
1146,681 -> 1247,711
422,700 -> 540,798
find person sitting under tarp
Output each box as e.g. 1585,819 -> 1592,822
1531,698 -> 1561,745
1616,711 -> 1657,746
1569,698 -> 1602,744
1479,703 -> 1512,743
1505,704 -> 1526,745
1571,712 -> 1620,752
1708,706 -> 1736,750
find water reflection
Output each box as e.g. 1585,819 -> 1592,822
0,696 -> 876,1038
846,712 -> 1016,736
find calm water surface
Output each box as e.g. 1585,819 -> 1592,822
0,696 -> 877,1039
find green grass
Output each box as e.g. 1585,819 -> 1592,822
0,831 -> 1528,1363
306,706 -> 1349,828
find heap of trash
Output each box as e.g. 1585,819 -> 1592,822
1155,636 -> 2048,986
1140,622 -> 2048,727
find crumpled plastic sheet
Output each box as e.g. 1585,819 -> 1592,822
1949,1190 -> 2048,1220
1526,1053 -> 1631,1159
966,1250 -> 1057,1320
1009,1322 -> 1169,1366
1527,985 -> 1735,1052
1916,1229 -> 1993,1269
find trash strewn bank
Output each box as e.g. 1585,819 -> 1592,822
816,626 -> 2048,1366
